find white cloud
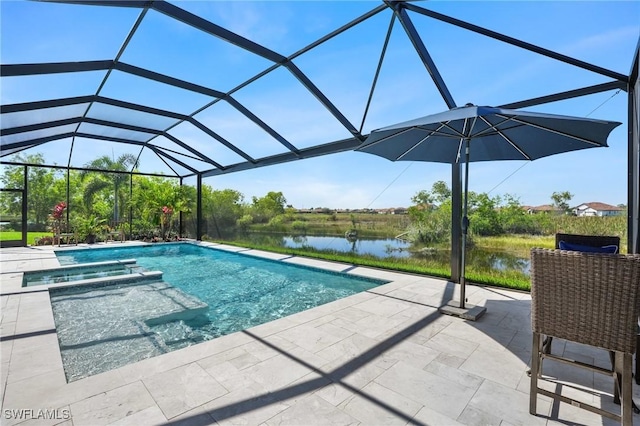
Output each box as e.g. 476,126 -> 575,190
566,25 -> 639,56
207,2 -> 293,51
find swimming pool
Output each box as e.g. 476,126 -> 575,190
51,243 -> 386,381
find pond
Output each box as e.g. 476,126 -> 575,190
284,235 -> 413,258
231,233 -> 531,276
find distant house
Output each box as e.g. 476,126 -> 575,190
390,207 -> 408,215
372,208 -> 408,215
572,202 -> 624,217
525,205 -> 562,215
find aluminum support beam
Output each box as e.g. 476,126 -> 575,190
1,94 -> 184,120
1,117 -> 82,136
153,1 -> 286,64
0,160 -> 176,179
2,132 -> 75,153
187,119 -> 255,163
1,96 -> 94,113
198,137 -> 362,178
629,42 -> 640,254
361,13 -> 396,134
161,133 -> 224,169
224,97 -> 299,154
147,146 -> 199,174
1,116 -> 161,136
116,62 -> 225,98
284,62 -> 362,140
41,0 -> 148,8
196,173 -> 203,241
392,2 -> 457,109
0,60 -> 113,76
499,81 -> 627,110
404,3 -> 628,84
21,166 -> 28,247
96,96 -> 186,120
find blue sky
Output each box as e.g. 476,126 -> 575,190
1,1 -> 638,209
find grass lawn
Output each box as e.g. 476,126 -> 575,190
213,238 -> 533,292
0,231 -> 52,246
474,234 -> 555,257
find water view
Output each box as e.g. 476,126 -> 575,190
284,235 -> 412,258
231,233 -> 531,276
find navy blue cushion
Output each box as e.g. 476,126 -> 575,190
559,240 -> 618,254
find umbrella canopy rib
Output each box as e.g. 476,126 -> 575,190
482,118 -> 532,161
395,123 -> 453,161
502,116 -> 610,147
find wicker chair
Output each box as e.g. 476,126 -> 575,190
551,234 -> 640,386
529,248 -> 640,424
542,234 -> 621,355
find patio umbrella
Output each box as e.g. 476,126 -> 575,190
356,104 -> 621,319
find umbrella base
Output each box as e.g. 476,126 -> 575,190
439,301 -> 487,321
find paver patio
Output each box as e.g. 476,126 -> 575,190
1,243 -> 638,425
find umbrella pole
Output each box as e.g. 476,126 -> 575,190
460,138 -> 470,309
439,137 -> 486,321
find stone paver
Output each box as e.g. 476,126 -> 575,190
69,381 -> 157,426
143,363 -> 228,419
1,242 -> 639,425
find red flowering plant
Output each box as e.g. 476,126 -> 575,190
161,205 -> 174,240
50,201 -> 67,234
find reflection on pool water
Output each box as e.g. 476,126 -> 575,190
51,243 -> 387,381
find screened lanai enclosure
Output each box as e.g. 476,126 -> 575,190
1,1 -> 639,280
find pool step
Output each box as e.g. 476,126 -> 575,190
52,280 -> 208,347
143,282 -> 209,325
50,280 -> 209,381
146,320 -> 204,349
57,318 -> 170,382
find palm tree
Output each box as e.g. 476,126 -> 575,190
80,154 -> 138,224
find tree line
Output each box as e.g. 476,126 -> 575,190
0,154 -> 626,243
0,154 -> 287,242
406,181 -> 626,245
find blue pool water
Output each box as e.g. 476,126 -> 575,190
51,243 -> 386,380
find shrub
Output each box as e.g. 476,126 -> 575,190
35,236 -> 54,246
291,220 -> 307,231
236,214 -> 254,231
268,215 -> 285,226
470,216 -> 502,237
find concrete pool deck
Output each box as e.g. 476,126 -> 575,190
1,242 -> 638,425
